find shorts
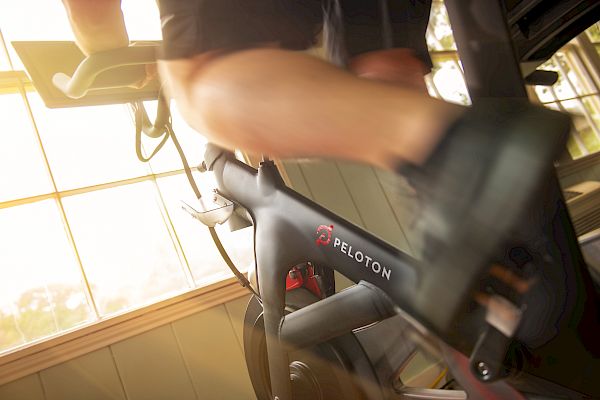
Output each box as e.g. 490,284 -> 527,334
157,0 -> 432,69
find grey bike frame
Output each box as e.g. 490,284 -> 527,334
206,149 -> 429,400
205,147 -> 599,400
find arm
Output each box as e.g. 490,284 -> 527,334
62,0 -> 129,55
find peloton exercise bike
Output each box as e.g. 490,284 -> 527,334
14,0 -> 600,398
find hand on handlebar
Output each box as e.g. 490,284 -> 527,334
129,63 -> 158,89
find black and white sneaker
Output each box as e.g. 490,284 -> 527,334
400,99 -> 571,334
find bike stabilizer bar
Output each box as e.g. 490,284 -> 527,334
280,281 -> 397,350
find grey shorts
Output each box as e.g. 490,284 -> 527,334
157,0 -> 432,68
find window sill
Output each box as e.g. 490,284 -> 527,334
0,277 -> 249,386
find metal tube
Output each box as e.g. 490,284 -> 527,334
280,281 -> 396,350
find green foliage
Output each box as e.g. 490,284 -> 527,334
0,284 -> 92,353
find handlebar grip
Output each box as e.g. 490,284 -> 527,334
52,44 -> 158,99
51,73 -> 74,97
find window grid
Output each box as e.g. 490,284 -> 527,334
0,28 -> 240,355
534,42 -> 600,159
17,72 -> 101,321
149,176 -> 197,290
423,4 -> 600,161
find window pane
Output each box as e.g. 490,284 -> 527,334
566,134 -> 586,160
0,200 -> 93,353
557,52 -> 595,97
426,1 -> 457,52
540,56 -> 580,101
0,31 -> 12,71
585,22 -> 600,44
156,174 -> 255,285
0,1 -> 75,71
121,0 -> 162,40
430,59 -> 470,105
534,84 -> 558,104
61,182 -> 190,315
27,93 -> 150,190
582,97 -> 600,129
1,1 -> 160,71
560,99 -> 600,154
0,94 -> 53,202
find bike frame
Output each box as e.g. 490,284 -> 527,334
204,1 -> 600,399
22,0 -> 598,397
206,144 -> 598,399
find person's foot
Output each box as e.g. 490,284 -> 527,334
401,99 -> 571,334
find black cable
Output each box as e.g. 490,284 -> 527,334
168,124 -> 261,299
208,225 -> 260,299
130,98 -> 259,298
131,101 -> 170,163
168,124 -> 202,199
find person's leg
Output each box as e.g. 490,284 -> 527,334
157,0 -> 572,345
157,0 -> 447,170
159,48 -> 461,171
157,0 -> 442,170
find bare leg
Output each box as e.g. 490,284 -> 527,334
159,48 -> 463,171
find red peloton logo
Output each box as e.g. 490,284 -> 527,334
315,225 -> 334,246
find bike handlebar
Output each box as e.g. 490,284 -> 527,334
52,44 -> 157,99
51,43 -> 170,139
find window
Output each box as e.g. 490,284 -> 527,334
425,1 -> 471,105
533,43 -> 600,159
425,2 -> 600,161
0,1 -> 254,355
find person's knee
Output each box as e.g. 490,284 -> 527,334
158,51 -> 242,141
349,49 -> 429,90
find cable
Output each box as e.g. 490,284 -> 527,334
131,101 -> 169,163
130,98 -> 259,298
168,124 -> 202,199
168,124 -> 261,299
208,225 -> 261,299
